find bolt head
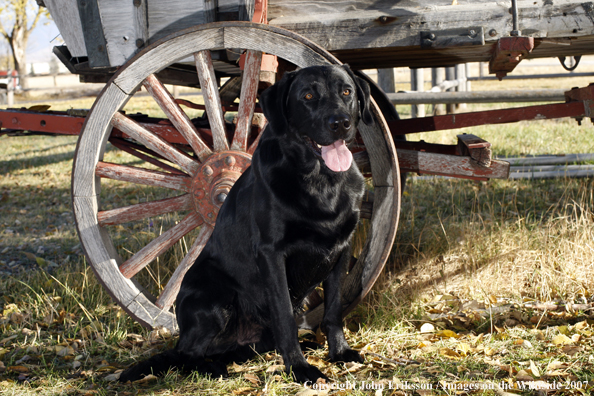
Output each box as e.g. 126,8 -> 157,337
224,156 -> 236,166
216,193 -> 227,204
203,166 -> 214,176
489,29 -> 498,37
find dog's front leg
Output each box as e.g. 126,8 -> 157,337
257,250 -> 328,383
321,248 -> 364,363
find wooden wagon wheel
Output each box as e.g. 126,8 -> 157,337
72,22 -> 400,332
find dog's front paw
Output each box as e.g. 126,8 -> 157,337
289,363 -> 328,384
330,348 -> 364,364
119,365 -> 146,383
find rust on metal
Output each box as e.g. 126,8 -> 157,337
489,36 -> 535,80
191,151 -> 252,226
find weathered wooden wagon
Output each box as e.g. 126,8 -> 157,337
2,0 -> 594,332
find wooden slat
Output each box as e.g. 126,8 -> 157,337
95,161 -> 192,192
268,1 -> 594,52
142,74 -> 213,161
43,0 -> 87,57
110,112 -> 200,175
97,194 -> 193,226
119,213 -> 203,279
155,225 -> 213,310
397,149 -> 510,180
232,50 -> 262,151
194,50 -> 229,152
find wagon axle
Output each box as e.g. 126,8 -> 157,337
191,151 -> 252,226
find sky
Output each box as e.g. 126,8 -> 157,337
0,9 -> 61,65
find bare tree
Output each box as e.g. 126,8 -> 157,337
0,0 -> 48,90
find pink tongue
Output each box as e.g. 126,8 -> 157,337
321,140 -> 353,172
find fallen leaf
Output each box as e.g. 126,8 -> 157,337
7,365 -> 29,373
561,345 -> 582,356
529,360 -> 540,377
547,360 -> 568,371
439,347 -> 461,358
552,334 -> 573,346
243,373 -> 259,385
233,388 -> 256,396
516,369 -> 533,381
266,364 -> 284,373
456,343 -> 471,356
57,346 -> 75,357
484,347 -> 496,356
133,374 -> 157,384
295,388 -> 328,396
435,330 -> 458,339
104,373 -> 120,382
307,356 -> 327,368
0,335 -> 17,345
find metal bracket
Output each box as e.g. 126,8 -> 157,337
420,27 -> 484,49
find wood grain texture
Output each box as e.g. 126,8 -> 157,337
109,137 -> 186,175
95,161 -> 192,192
143,74 -> 213,161
113,27 -> 224,94
44,0 -> 87,57
126,292 -> 177,331
147,0 -> 205,43
72,84 -> 130,198
97,194 -> 193,226
232,50 -> 262,151
194,50 -> 229,151
156,225 -> 213,310
111,112 -> 200,175
397,150 -> 510,179
223,25 -> 335,67
268,0 -> 594,51
72,195 -> 139,308
119,213 -> 203,278
96,0 -> 138,66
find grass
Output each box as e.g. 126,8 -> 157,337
1,71 -> 594,394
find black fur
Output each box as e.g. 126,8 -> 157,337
119,65 -> 371,384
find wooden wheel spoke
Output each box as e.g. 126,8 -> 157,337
142,74 -> 213,162
194,50 -> 229,152
96,161 -> 191,192
360,190 -> 374,219
119,213 -> 203,279
97,194 -> 193,226
247,119 -> 267,155
155,225 -> 213,310
109,137 -> 185,175
111,112 -> 199,175
232,50 -> 262,151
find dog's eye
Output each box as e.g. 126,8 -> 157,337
304,93 -> 313,100
343,89 -> 352,96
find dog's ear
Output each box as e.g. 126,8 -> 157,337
259,70 -> 298,132
342,65 -> 374,126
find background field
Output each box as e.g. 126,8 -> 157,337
1,61 -> 594,395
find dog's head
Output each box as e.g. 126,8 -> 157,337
259,65 -> 373,172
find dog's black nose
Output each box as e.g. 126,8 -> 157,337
328,115 -> 352,133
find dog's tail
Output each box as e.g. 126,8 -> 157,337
119,349 -> 179,382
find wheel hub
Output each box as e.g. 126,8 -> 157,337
191,151 -> 252,226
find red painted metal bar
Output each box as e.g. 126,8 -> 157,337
0,110 -> 85,136
388,101 -> 589,135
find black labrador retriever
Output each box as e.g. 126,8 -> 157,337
119,64 -> 373,384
